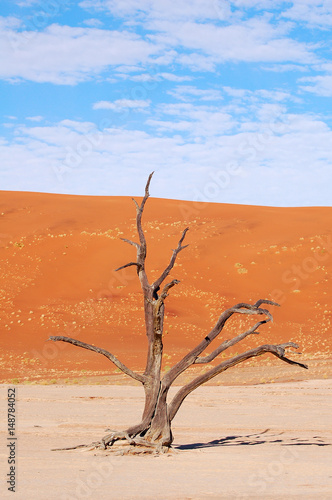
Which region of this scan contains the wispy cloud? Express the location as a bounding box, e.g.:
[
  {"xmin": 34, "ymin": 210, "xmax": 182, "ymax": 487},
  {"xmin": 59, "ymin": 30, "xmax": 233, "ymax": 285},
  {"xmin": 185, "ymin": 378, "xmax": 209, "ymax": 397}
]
[
  {"xmin": 79, "ymin": 0, "xmax": 231, "ymax": 22},
  {"xmin": 2, "ymin": 113, "xmax": 332, "ymax": 206},
  {"xmin": 149, "ymin": 18, "xmax": 316, "ymax": 65},
  {"xmin": 0, "ymin": 23, "xmax": 160, "ymax": 84},
  {"xmin": 130, "ymin": 72, "xmax": 192, "ymax": 82},
  {"xmin": 282, "ymin": 0, "xmax": 332, "ymax": 28},
  {"xmin": 93, "ymin": 99, "xmax": 151, "ymax": 110},
  {"xmin": 15, "ymin": 0, "xmax": 42, "ymax": 6},
  {"xmin": 1, "ymin": 1, "xmax": 332, "ymax": 207},
  {"xmin": 299, "ymin": 74, "xmax": 332, "ymax": 96},
  {"xmin": 26, "ymin": 115, "xmax": 44, "ymax": 122},
  {"xmin": 0, "ymin": 7, "xmax": 320, "ymax": 86},
  {"xmin": 168, "ymin": 85, "xmax": 223, "ymax": 102},
  {"xmin": 263, "ymin": 63, "xmax": 309, "ymax": 73},
  {"xmin": 83, "ymin": 18, "xmax": 104, "ymax": 27}
]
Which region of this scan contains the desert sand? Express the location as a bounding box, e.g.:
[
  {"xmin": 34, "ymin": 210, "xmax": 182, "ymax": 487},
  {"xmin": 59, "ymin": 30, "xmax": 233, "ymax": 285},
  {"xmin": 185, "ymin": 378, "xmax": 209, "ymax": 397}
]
[
  {"xmin": 0, "ymin": 191, "xmax": 331, "ymax": 382},
  {"xmin": 1, "ymin": 191, "xmax": 332, "ymax": 498},
  {"xmin": 1, "ymin": 380, "xmax": 332, "ymax": 499}
]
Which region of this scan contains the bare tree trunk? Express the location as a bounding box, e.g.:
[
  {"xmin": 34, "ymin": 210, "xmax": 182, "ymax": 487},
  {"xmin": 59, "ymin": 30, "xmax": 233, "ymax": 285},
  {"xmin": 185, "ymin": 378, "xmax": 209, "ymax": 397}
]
[{"xmin": 49, "ymin": 172, "xmax": 308, "ymax": 453}]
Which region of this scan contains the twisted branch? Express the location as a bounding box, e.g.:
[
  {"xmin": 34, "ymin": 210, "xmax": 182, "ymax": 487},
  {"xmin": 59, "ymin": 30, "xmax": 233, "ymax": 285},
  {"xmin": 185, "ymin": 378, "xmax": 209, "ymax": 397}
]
[
  {"xmin": 48, "ymin": 336, "xmax": 146, "ymax": 383},
  {"xmin": 168, "ymin": 342, "xmax": 308, "ymax": 421},
  {"xmin": 194, "ymin": 318, "xmax": 268, "ymax": 364},
  {"xmin": 133, "ymin": 171, "xmax": 153, "ymax": 259},
  {"xmin": 115, "ymin": 262, "xmax": 140, "ymax": 272},
  {"xmin": 120, "ymin": 238, "xmax": 140, "ymax": 249},
  {"xmin": 153, "ymin": 227, "xmax": 189, "ymax": 291},
  {"xmin": 115, "ymin": 173, "xmax": 154, "ymax": 289},
  {"xmin": 163, "ymin": 300, "xmax": 279, "ymax": 386}
]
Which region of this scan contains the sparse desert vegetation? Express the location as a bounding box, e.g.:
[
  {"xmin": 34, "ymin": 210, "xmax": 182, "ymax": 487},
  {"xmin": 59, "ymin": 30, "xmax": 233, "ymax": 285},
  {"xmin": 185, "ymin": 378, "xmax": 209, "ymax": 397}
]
[{"xmin": 0, "ymin": 191, "xmax": 331, "ymax": 384}]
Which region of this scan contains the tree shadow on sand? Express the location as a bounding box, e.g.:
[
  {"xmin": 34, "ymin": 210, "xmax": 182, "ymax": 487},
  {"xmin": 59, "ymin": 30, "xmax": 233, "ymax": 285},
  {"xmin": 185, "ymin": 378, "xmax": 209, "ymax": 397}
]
[{"xmin": 175, "ymin": 429, "xmax": 331, "ymax": 450}]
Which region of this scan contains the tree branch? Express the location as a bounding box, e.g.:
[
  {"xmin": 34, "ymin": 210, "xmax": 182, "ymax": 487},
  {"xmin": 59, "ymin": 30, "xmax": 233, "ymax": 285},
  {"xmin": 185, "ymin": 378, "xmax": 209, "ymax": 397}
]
[
  {"xmin": 163, "ymin": 300, "xmax": 279, "ymax": 386},
  {"xmin": 227, "ymin": 302, "xmax": 278, "ymax": 322},
  {"xmin": 118, "ymin": 173, "xmax": 154, "ymax": 292},
  {"xmin": 168, "ymin": 342, "xmax": 308, "ymax": 421},
  {"xmin": 133, "ymin": 172, "xmax": 154, "ymax": 252},
  {"xmin": 159, "ymin": 279, "xmax": 181, "ymax": 300},
  {"xmin": 120, "ymin": 238, "xmax": 140, "ymax": 250},
  {"xmin": 194, "ymin": 318, "xmax": 268, "ymax": 364},
  {"xmin": 149, "ymin": 280, "xmax": 181, "ymax": 336},
  {"xmin": 153, "ymin": 227, "xmax": 189, "ymax": 291},
  {"xmin": 48, "ymin": 336, "xmax": 146, "ymax": 384},
  {"xmin": 253, "ymin": 299, "xmax": 280, "ymax": 309},
  {"xmin": 115, "ymin": 262, "xmax": 140, "ymax": 272},
  {"xmin": 132, "ymin": 198, "xmax": 140, "ymax": 212}
]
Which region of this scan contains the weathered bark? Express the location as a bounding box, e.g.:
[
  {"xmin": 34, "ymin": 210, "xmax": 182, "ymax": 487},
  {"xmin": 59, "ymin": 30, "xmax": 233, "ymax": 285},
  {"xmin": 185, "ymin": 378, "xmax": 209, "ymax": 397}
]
[{"xmin": 49, "ymin": 172, "xmax": 308, "ymax": 453}]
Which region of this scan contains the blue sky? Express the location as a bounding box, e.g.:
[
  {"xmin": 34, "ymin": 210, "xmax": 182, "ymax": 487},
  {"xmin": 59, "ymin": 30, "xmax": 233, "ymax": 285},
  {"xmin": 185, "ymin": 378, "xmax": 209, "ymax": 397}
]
[{"xmin": 1, "ymin": 0, "xmax": 332, "ymax": 206}]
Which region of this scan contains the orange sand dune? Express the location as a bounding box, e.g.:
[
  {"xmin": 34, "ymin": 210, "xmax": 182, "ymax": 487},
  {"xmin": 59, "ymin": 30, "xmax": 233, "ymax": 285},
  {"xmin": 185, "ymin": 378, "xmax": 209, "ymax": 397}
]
[{"xmin": 0, "ymin": 191, "xmax": 331, "ymax": 382}]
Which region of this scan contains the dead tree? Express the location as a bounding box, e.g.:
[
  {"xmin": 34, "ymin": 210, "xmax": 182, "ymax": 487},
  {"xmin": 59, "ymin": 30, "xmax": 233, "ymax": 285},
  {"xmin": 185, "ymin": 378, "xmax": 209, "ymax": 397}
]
[{"xmin": 49, "ymin": 172, "xmax": 307, "ymax": 453}]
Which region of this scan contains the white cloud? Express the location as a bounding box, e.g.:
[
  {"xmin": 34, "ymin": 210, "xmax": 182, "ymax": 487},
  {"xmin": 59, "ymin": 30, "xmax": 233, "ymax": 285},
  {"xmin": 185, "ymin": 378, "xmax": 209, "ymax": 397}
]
[
  {"xmin": 232, "ymin": 1, "xmax": 280, "ymax": 6},
  {"xmin": 0, "ymin": 16, "xmax": 23, "ymax": 29},
  {"xmin": 15, "ymin": 0, "xmax": 41, "ymax": 6},
  {"xmin": 117, "ymin": 71, "xmax": 192, "ymax": 82},
  {"xmin": 146, "ymin": 98, "xmax": 291, "ymax": 138},
  {"xmin": 176, "ymin": 53, "xmax": 217, "ymax": 72},
  {"xmin": 254, "ymin": 89, "xmax": 295, "ymax": 102},
  {"xmin": 93, "ymin": 99, "xmax": 151, "ymax": 110},
  {"xmin": 0, "ymin": 4, "xmax": 319, "ymax": 87},
  {"xmin": 123, "ymin": 73, "xmax": 154, "ymax": 82},
  {"xmin": 222, "ymin": 87, "xmax": 295, "ymax": 105},
  {"xmin": 227, "ymin": 0, "xmax": 332, "ymax": 29},
  {"xmin": 263, "ymin": 63, "xmax": 309, "ymax": 73},
  {"xmin": 145, "ymin": 119, "xmax": 194, "ymax": 133},
  {"xmin": 148, "ymin": 102, "xmax": 236, "ymax": 136},
  {"xmin": 148, "ymin": 17, "xmax": 316, "ymax": 65},
  {"xmin": 319, "ymin": 63, "xmax": 332, "ymax": 72},
  {"xmin": 79, "ymin": 2, "xmax": 317, "ymax": 68},
  {"xmin": 79, "ymin": 0, "xmax": 232, "ymax": 22},
  {"xmin": 282, "ymin": 0, "xmax": 332, "ymax": 28},
  {"xmin": 299, "ymin": 75, "xmax": 332, "ymax": 96},
  {"xmin": 168, "ymin": 85, "xmax": 223, "ymax": 102},
  {"xmin": 26, "ymin": 115, "xmax": 43, "ymax": 122},
  {"xmin": 1, "ymin": 114, "xmax": 332, "ymax": 206},
  {"xmin": 158, "ymin": 72, "xmax": 192, "ymax": 82},
  {"xmin": 78, "ymin": 0, "xmax": 332, "ymax": 32},
  {"xmin": 223, "ymin": 87, "xmax": 249, "ymax": 98},
  {"xmin": 82, "ymin": 18, "xmax": 104, "ymax": 27},
  {"xmin": 0, "ymin": 23, "xmax": 160, "ymax": 84}
]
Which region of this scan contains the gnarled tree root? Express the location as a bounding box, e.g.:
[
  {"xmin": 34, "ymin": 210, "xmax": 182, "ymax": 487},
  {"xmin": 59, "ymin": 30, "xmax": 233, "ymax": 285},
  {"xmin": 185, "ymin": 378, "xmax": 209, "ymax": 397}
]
[{"xmin": 51, "ymin": 429, "xmax": 171, "ymax": 454}]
